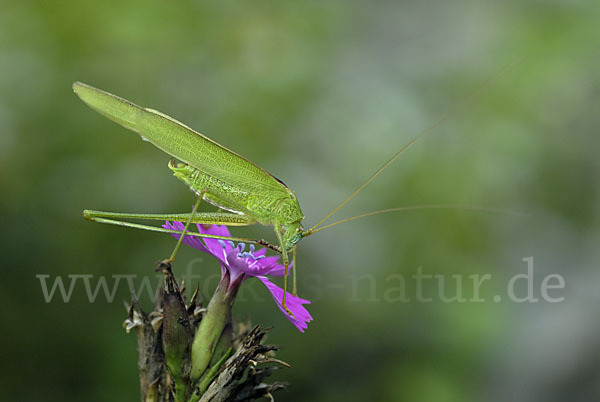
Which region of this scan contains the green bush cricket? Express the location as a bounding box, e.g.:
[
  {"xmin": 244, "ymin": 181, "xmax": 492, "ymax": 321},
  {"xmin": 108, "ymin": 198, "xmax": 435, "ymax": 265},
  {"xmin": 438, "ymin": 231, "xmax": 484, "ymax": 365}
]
[{"xmin": 73, "ymin": 72, "xmax": 511, "ymax": 316}]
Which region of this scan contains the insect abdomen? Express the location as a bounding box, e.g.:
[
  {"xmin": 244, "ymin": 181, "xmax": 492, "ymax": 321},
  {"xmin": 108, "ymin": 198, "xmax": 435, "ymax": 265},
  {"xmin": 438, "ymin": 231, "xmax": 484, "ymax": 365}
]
[{"xmin": 169, "ymin": 162, "xmax": 288, "ymax": 225}]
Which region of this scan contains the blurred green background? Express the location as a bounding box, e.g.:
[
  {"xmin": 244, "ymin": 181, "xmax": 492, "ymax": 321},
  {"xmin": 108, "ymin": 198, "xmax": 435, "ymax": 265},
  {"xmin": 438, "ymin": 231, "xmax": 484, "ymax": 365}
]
[{"xmin": 1, "ymin": 0, "xmax": 599, "ymax": 401}]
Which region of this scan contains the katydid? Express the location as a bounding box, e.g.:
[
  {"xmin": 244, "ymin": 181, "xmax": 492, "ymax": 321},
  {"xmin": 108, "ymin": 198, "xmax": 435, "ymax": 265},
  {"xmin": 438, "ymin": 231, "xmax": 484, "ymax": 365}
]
[{"xmin": 73, "ymin": 76, "xmax": 508, "ymax": 315}]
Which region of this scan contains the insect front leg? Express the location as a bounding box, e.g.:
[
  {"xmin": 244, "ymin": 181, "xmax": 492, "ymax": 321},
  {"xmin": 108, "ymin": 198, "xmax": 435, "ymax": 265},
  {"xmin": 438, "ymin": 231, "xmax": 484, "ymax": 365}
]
[
  {"xmin": 292, "ymin": 246, "xmax": 297, "ymax": 297},
  {"xmin": 274, "ymin": 226, "xmax": 295, "ymax": 319}
]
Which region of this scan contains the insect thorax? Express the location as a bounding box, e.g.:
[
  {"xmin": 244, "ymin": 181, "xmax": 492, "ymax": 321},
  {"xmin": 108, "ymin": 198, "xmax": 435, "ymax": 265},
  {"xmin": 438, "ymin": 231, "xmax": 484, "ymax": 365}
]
[{"xmin": 275, "ymin": 195, "xmax": 304, "ymax": 226}]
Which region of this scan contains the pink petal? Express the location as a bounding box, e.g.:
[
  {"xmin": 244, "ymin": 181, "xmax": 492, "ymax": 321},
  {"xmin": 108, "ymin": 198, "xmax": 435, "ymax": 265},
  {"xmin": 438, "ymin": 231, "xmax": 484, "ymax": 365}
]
[
  {"xmin": 258, "ymin": 277, "xmax": 312, "ymax": 333},
  {"xmin": 196, "ymin": 223, "xmax": 233, "ymax": 260},
  {"xmin": 253, "ymin": 247, "xmax": 267, "ymax": 257},
  {"xmin": 264, "ymin": 260, "xmax": 292, "ymax": 277},
  {"xmin": 163, "ymin": 221, "xmax": 209, "ymax": 253}
]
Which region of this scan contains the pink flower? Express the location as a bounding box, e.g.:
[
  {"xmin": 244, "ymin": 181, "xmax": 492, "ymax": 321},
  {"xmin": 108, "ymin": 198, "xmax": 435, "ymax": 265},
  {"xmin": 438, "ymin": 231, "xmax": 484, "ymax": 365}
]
[{"xmin": 163, "ymin": 221, "xmax": 312, "ymax": 333}]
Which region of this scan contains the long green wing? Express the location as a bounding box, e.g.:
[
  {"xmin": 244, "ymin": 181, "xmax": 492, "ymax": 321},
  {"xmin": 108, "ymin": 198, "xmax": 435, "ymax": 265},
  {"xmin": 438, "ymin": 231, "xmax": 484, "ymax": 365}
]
[{"xmin": 73, "ymin": 82, "xmax": 289, "ymax": 194}]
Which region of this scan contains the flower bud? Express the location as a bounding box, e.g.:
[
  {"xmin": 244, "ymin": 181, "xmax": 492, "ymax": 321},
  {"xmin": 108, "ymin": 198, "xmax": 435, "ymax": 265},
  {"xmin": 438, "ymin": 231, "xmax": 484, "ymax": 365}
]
[{"xmin": 157, "ymin": 262, "xmax": 193, "ymax": 396}]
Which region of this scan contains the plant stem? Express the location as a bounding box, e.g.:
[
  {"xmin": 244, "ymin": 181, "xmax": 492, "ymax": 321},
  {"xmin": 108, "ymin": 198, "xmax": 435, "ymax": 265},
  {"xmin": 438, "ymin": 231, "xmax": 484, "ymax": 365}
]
[{"xmin": 190, "ymin": 274, "xmax": 237, "ymax": 381}]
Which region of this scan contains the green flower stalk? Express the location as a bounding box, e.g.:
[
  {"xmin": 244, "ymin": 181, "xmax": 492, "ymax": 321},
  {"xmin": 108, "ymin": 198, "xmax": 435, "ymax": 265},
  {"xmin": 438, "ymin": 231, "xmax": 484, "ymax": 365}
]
[{"xmin": 190, "ymin": 271, "xmax": 238, "ymax": 382}]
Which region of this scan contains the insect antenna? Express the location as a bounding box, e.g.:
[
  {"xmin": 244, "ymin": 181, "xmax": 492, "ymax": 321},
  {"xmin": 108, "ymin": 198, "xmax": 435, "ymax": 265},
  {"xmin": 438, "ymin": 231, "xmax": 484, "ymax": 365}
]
[
  {"xmin": 305, "ymin": 204, "xmax": 525, "ymax": 236},
  {"xmin": 306, "ymin": 61, "xmax": 518, "ymax": 236}
]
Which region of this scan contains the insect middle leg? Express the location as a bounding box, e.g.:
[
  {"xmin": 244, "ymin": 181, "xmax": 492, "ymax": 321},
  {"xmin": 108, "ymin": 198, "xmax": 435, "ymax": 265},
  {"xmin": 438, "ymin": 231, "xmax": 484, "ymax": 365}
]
[{"xmin": 167, "ymin": 194, "xmax": 204, "ymax": 263}]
